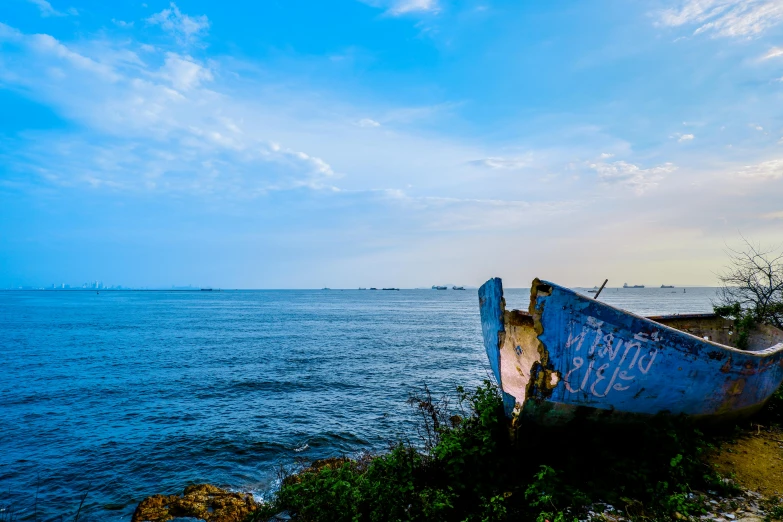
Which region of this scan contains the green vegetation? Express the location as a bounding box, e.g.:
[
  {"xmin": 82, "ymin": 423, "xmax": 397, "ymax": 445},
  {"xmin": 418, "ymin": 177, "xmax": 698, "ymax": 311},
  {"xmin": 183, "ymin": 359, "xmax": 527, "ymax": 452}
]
[
  {"xmin": 713, "ymin": 302, "xmax": 757, "ymax": 350},
  {"xmin": 247, "ymin": 381, "xmax": 742, "ymax": 522},
  {"xmin": 764, "ymin": 498, "xmax": 783, "ymax": 522}
]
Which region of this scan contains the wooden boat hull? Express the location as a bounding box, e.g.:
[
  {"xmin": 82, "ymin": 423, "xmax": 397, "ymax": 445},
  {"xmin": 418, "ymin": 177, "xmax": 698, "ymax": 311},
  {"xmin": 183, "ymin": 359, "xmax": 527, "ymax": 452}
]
[{"xmin": 479, "ymin": 277, "xmax": 783, "ymax": 425}]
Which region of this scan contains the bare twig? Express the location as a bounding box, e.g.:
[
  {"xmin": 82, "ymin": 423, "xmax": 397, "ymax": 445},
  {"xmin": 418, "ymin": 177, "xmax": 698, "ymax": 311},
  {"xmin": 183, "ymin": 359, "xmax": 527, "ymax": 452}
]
[
  {"xmin": 714, "ymin": 237, "xmax": 783, "ymax": 330},
  {"xmin": 73, "ymin": 490, "xmax": 88, "ymax": 522},
  {"xmin": 407, "ymin": 384, "xmax": 451, "ymax": 453}
]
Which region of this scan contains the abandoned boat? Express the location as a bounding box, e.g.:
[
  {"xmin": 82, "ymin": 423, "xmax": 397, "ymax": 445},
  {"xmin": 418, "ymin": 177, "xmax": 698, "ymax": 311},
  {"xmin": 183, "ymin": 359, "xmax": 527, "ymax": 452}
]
[{"xmin": 478, "ymin": 277, "xmax": 783, "ymax": 425}]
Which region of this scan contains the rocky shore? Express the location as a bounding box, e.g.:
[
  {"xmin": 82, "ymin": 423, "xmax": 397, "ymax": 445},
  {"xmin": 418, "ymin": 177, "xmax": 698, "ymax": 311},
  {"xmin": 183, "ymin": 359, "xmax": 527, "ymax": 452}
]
[{"xmin": 132, "ymin": 484, "xmax": 257, "ymax": 522}]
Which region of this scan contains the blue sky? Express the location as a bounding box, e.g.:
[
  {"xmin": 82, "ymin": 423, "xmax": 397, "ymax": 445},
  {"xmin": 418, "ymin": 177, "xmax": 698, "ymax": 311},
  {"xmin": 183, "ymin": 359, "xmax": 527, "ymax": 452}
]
[{"xmin": 1, "ymin": 0, "xmax": 782, "ymax": 288}]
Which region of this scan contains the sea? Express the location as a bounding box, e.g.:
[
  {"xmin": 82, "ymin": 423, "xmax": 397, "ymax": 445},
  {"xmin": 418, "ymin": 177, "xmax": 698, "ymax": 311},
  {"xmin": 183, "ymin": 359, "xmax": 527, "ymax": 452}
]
[{"xmin": 0, "ymin": 286, "xmax": 719, "ymax": 521}]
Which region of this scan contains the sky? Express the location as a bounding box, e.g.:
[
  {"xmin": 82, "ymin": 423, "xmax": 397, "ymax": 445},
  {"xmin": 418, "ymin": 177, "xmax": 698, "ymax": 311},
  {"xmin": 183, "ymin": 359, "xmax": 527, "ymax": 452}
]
[{"xmin": 1, "ymin": 0, "xmax": 782, "ymax": 289}]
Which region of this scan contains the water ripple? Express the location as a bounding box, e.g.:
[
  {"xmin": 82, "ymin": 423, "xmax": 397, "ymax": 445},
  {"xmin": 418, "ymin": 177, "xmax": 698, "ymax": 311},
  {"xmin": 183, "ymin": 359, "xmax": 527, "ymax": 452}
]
[{"xmin": 0, "ymin": 287, "xmax": 717, "ymax": 520}]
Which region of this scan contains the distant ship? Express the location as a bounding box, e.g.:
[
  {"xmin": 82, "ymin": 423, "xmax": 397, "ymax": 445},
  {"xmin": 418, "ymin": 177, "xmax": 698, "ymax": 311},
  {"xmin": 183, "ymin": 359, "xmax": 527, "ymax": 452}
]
[
  {"xmin": 200, "ymin": 288, "xmax": 213, "ymax": 291},
  {"xmin": 370, "ymin": 288, "xmax": 378, "ymax": 290},
  {"xmin": 432, "ymin": 285, "xmax": 448, "ymax": 290},
  {"xmin": 322, "ymin": 288, "xmax": 330, "ymax": 290},
  {"xmin": 382, "ymin": 288, "xmax": 400, "ymax": 291},
  {"xmin": 452, "ymin": 286, "xmax": 465, "ymax": 290},
  {"xmin": 359, "ymin": 287, "xmax": 367, "ymax": 290},
  {"xmin": 622, "ymin": 283, "xmax": 644, "ymax": 288},
  {"xmin": 661, "ymin": 285, "xmax": 675, "ymax": 288}
]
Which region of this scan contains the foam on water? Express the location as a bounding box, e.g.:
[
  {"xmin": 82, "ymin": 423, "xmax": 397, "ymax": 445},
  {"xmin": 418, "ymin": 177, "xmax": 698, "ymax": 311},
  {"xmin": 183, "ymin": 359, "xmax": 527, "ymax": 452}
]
[{"xmin": 0, "ymin": 287, "xmax": 718, "ymax": 520}]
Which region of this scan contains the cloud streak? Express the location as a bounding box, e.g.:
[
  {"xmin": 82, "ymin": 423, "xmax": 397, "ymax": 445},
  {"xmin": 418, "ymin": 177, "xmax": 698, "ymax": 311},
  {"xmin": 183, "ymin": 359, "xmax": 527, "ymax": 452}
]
[
  {"xmin": 589, "ymin": 160, "xmax": 677, "ymax": 195},
  {"xmin": 360, "ymin": 0, "xmax": 440, "ymax": 16},
  {"xmin": 739, "ymin": 158, "xmax": 783, "ymax": 180},
  {"xmin": 658, "ymin": 0, "xmax": 783, "ymax": 38},
  {"xmin": 26, "ymin": 0, "xmax": 66, "ymax": 17},
  {"xmin": 467, "ymin": 156, "xmax": 531, "ymax": 170},
  {"xmin": 0, "ymin": 22, "xmax": 338, "ymax": 196},
  {"xmin": 387, "ymin": 0, "xmax": 439, "ymax": 15}
]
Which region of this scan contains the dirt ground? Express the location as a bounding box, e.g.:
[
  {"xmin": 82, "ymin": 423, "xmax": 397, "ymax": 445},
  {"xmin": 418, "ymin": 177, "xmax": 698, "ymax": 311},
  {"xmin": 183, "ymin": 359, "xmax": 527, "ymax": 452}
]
[{"xmin": 708, "ymin": 423, "xmax": 783, "ymax": 498}]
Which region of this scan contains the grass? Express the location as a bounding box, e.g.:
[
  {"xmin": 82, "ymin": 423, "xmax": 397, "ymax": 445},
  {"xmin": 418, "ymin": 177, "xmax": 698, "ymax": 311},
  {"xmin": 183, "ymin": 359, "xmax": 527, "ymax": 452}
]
[{"xmin": 246, "ymin": 381, "xmax": 754, "ymax": 522}]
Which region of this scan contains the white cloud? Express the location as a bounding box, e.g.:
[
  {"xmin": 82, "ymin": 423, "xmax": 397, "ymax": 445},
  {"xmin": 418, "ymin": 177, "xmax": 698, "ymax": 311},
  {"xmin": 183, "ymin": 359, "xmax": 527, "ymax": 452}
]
[
  {"xmin": 589, "ymin": 161, "xmax": 677, "ymax": 195},
  {"xmin": 28, "ymin": 33, "xmax": 119, "ymax": 81},
  {"xmin": 0, "ymin": 23, "xmax": 22, "ymax": 41},
  {"xmin": 26, "ymin": 0, "xmax": 65, "ymax": 17},
  {"xmin": 468, "ymin": 156, "xmax": 531, "ymax": 170},
  {"xmin": 599, "ymin": 152, "xmax": 614, "ymax": 159},
  {"xmin": 159, "ymin": 53, "xmax": 213, "ymax": 91},
  {"xmin": 658, "ymin": 0, "xmax": 783, "ymax": 38},
  {"xmin": 0, "ymin": 26, "xmax": 338, "ymax": 196},
  {"xmin": 738, "ymin": 158, "xmax": 783, "ymax": 179},
  {"xmin": 384, "ymin": 0, "xmax": 440, "ymax": 16},
  {"xmin": 147, "ymin": 3, "xmax": 210, "ymax": 44},
  {"xmin": 112, "ymin": 19, "xmax": 134, "ymax": 28},
  {"xmin": 670, "ymin": 132, "xmax": 694, "ymax": 142},
  {"xmin": 761, "ymin": 46, "xmax": 783, "ymax": 59},
  {"xmin": 750, "ymin": 123, "xmax": 764, "ymax": 131},
  {"xmin": 356, "ymin": 118, "xmax": 381, "ymax": 127},
  {"xmin": 761, "ymin": 210, "xmax": 783, "ymax": 219}
]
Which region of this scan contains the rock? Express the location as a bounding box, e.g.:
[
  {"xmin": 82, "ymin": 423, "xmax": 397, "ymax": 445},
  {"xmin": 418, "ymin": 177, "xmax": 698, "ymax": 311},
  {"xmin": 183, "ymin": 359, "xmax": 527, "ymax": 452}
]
[
  {"xmin": 132, "ymin": 484, "xmax": 258, "ymax": 522},
  {"xmin": 282, "ymin": 457, "xmax": 352, "ymax": 487}
]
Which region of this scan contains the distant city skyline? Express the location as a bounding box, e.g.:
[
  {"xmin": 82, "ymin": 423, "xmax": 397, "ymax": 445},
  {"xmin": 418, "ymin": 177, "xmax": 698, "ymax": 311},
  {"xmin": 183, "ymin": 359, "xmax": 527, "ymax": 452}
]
[{"xmin": 2, "ymin": 1, "xmax": 782, "ymax": 288}]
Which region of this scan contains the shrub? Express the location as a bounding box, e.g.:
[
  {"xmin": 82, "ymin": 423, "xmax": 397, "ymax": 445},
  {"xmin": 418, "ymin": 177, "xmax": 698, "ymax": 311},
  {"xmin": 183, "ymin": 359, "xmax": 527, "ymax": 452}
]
[{"xmin": 248, "ymin": 381, "xmax": 737, "ymax": 522}]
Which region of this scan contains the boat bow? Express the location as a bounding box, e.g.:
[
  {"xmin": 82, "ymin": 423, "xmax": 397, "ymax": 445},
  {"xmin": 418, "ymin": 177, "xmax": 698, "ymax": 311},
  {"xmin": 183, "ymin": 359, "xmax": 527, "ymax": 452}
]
[{"xmin": 479, "ymin": 277, "xmax": 783, "ymax": 424}]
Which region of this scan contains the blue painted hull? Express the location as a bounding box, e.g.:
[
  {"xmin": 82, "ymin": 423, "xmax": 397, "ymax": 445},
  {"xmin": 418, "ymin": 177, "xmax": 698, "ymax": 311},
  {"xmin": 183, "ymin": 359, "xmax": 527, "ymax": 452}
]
[{"xmin": 479, "ymin": 278, "xmax": 783, "ymax": 425}]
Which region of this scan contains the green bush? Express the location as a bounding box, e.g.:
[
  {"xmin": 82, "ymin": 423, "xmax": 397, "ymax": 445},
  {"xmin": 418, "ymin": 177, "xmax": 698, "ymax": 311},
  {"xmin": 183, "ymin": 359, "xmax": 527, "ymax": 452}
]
[
  {"xmin": 714, "ymin": 303, "xmax": 756, "ymax": 350},
  {"xmin": 248, "ymin": 381, "xmax": 736, "ymax": 522}
]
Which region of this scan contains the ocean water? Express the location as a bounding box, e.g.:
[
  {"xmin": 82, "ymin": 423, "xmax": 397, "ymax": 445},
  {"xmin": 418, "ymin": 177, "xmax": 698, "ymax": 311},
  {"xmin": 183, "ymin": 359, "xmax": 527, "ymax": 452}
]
[{"xmin": 0, "ymin": 286, "xmax": 719, "ymax": 520}]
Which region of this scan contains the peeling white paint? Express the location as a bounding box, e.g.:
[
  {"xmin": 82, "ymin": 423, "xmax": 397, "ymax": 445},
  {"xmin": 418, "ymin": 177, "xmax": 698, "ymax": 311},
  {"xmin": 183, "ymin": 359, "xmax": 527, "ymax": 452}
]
[{"xmin": 499, "ymin": 316, "xmax": 540, "ymax": 412}]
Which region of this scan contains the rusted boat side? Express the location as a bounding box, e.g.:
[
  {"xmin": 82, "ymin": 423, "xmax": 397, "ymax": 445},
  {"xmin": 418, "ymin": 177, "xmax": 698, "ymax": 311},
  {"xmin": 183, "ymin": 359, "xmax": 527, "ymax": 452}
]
[{"xmin": 479, "ymin": 277, "xmax": 783, "ymax": 425}]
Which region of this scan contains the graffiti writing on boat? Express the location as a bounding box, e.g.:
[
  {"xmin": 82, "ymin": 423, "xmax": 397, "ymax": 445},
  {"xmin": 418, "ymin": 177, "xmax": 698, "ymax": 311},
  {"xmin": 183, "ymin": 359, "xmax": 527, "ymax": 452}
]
[{"xmin": 563, "ymin": 316, "xmax": 659, "ymax": 398}]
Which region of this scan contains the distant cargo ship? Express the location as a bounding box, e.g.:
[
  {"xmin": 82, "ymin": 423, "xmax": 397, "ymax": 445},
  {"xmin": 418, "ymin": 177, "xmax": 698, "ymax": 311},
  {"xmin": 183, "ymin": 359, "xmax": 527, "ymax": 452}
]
[
  {"xmin": 661, "ymin": 285, "xmax": 675, "ymax": 288},
  {"xmin": 622, "ymin": 283, "xmax": 644, "ymax": 288},
  {"xmin": 452, "ymin": 286, "xmax": 465, "ymax": 290},
  {"xmin": 432, "ymin": 285, "xmax": 448, "ymax": 290},
  {"xmin": 200, "ymin": 288, "xmax": 213, "ymax": 291},
  {"xmin": 382, "ymin": 288, "xmax": 399, "ymax": 291}
]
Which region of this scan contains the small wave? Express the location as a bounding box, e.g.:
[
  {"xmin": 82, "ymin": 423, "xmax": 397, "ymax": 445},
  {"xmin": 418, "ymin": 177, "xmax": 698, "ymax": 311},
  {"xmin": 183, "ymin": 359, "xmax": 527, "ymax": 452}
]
[
  {"xmin": 230, "ymin": 379, "xmax": 363, "ymax": 393},
  {"xmin": 293, "ymin": 443, "xmax": 309, "ymax": 453}
]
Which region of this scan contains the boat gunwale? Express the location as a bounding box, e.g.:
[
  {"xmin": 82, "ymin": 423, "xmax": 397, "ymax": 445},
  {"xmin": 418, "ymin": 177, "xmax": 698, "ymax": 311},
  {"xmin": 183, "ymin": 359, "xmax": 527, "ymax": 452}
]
[{"xmin": 536, "ymin": 280, "xmax": 783, "ymax": 358}]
